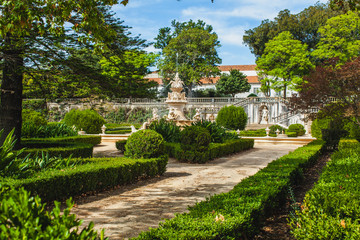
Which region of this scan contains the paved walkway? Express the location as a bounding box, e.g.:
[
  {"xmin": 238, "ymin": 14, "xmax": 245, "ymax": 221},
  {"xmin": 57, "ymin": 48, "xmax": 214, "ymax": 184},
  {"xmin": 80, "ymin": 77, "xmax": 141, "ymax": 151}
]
[{"xmin": 73, "ymin": 142, "xmax": 305, "ymax": 239}]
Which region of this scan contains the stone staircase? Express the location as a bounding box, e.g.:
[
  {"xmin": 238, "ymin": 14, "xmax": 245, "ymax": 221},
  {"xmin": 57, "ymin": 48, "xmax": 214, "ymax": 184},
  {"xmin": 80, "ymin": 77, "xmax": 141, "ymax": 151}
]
[{"xmin": 245, "ymin": 124, "xmax": 271, "ymax": 130}]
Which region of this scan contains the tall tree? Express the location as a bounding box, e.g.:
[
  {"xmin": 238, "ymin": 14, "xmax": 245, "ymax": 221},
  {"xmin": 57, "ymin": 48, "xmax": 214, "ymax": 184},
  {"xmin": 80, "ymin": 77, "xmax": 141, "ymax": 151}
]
[
  {"xmin": 243, "ymin": 3, "xmax": 339, "ymax": 59},
  {"xmin": 216, "ymin": 70, "xmax": 251, "ymax": 97},
  {"xmin": 100, "ymin": 50, "xmax": 159, "ymax": 98},
  {"xmin": 0, "ymin": 0, "xmax": 126, "ymax": 147},
  {"xmin": 256, "ymin": 31, "xmax": 314, "ymax": 98},
  {"xmin": 156, "ymin": 21, "xmax": 221, "ymax": 95},
  {"xmin": 330, "ymin": 0, "xmax": 360, "ymax": 12},
  {"xmin": 312, "ymin": 11, "xmax": 360, "ymax": 64},
  {"xmin": 291, "ymin": 57, "xmax": 360, "ymax": 127}
]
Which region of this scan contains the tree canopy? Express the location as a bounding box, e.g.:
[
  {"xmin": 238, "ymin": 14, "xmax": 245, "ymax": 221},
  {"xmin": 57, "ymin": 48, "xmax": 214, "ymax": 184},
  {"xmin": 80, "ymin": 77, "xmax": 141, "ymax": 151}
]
[
  {"xmin": 290, "ymin": 57, "xmax": 360, "ymax": 127},
  {"xmin": 312, "ymin": 11, "xmax": 360, "ymax": 64},
  {"xmin": 216, "ymin": 70, "xmax": 251, "ymax": 97},
  {"xmin": 156, "ymin": 20, "xmax": 221, "ymax": 95},
  {"xmin": 243, "ymin": 3, "xmax": 339, "ymax": 59},
  {"xmin": 0, "ymin": 0, "xmax": 128, "ymax": 147},
  {"xmin": 256, "ymin": 31, "xmax": 314, "ymax": 98}
]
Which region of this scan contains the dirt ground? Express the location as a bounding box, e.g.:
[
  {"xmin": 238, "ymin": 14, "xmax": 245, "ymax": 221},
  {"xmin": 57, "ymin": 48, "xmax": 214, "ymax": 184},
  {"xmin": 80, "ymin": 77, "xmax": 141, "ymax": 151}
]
[{"xmin": 72, "ymin": 142, "xmax": 305, "ymax": 239}]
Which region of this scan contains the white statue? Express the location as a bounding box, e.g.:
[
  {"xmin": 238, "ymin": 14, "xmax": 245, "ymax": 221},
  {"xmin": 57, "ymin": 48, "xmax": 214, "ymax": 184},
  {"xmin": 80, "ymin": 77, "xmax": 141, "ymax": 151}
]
[
  {"xmin": 151, "ymin": 108, "xmax": 160, "ymax": 121},
  {"xmin": 167, "ymin": 107, "xmax": 178, "ymax": 120},
  {"xmin": 193, "ymin": 108, "xmax": 201, "ymax": 121},
  {"xmin": 130, "ymin": 125, "xmax": 138, "ymax": 133},
  {"xmin": 170, "ymin": 73, "xmax": 184, "ymax": 89},
  {"xmin": 260, "ymin": 106, "xmax": 269, "ymax": 124}
]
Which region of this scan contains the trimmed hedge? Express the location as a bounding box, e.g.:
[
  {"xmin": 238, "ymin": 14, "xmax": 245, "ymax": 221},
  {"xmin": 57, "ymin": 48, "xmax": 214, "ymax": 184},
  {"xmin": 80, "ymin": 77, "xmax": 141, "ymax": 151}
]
[
  {"xmin": 290, "ymin": 140, "xmax": 360, "ymax": 239},
  {"xmin": 134, "ymin": 140, "xmax": 325, "ymax": 239},
  {"xmin": 116, "ymin": 140, "xmax": 127, "ymax": 153},
  {"xmin": 22, "ymin": 135, "xmax": 101, "ymax": 146},
  {"xmin": 20, "ymin": 142, "xmax": 93, "ymax": 158},
  {"xmin": 1, "ymin": 155, "xmax": 168, "ymax": 202},
  {"xmin": 105, "ymin": 129, "xmax": 131, "ymax": 134},
  {"xmin": 164, "ymin": 138, "xmax": 254, "ymax": 163}
]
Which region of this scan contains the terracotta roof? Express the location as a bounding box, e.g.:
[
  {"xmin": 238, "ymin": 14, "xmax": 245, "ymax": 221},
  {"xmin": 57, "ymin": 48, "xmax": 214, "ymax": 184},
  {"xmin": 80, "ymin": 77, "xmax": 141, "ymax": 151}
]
[
  {"xmin": 218, "ymin": 65, "xmax": 257, "ymax": 71},
  {"xmin": 146, "ymin": 76, "xmax": 259, "ymax": 85}
]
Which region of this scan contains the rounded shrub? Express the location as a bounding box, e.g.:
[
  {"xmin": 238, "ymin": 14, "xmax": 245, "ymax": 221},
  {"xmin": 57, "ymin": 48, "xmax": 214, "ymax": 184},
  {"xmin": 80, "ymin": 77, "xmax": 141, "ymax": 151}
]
[
  {"xmin": 288, "ymin": 124, "xmax": 306, "ymax": 136},
  {"xmin": 63, "ymin": 109, "xmax": 105, "ymax": 134},
  {"xmin": 124, "ymin": 130, "xmax": 164, "ymax": 159},
  {"xmin": 269, "ymin": 124, "xmax": 285, "ymax": 135},
  {"xmin": 216, "ymin": 105, "xmax": 247, "ymax": 130},
  {"xmin": 22, "ymin": 109, "xmax": 47, "ymax": 126},
  {"xmin": 180, "ymin": 126, "xmax": 211, "ymax": 152},
  {"xmin": 311, "ymin": 118, "xmax": 331, "ymax": 139}
]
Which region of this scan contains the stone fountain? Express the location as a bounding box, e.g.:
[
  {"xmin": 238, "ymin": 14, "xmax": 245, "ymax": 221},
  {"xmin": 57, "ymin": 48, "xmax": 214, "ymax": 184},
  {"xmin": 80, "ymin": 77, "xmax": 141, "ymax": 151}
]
[{"xmin": 165, "ymin": 73, "xmax": 192, "ymax": 126}]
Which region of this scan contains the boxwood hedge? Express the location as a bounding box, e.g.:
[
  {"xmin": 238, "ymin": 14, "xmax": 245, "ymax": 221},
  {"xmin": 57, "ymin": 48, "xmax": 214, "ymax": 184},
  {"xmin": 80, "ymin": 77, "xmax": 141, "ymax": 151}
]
[
  {"xmin": 164, "ymin": 138, "xmax": 254, "ymax": 163},
  {"xmin": 22, "ymin": 135, "xmax": 101, "ymax": 146},
  {"xmin": 20, "ymin": 142, "xmax": 93, "ymax": 158},
  {"xmin": 134, "ymin": 140, "xmax": 325, "ymax": 239},
  {"xmin": 290, "ymin": 139, "xmax": 360, "ymax": 239},
  {"xmin": 1, "ymin": 155, "xmax": 168, "ymax": 202}
]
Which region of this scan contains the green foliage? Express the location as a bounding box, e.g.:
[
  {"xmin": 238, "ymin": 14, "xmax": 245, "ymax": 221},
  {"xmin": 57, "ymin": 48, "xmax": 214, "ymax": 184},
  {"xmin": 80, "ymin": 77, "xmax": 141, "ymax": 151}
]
[
  {"xmin": 156, "ymin": 20, "xmax": 221, "ymax": 91},
  {"xmin": 135, "ymin": 140, "xmax": 325, "ymax": 239},
  {"xmin": 286, "ymin": 131, "xmax": 298, "ymax": 137},
  {"xmin": 165, "ymin": 139, "xmax": 254, "ymax": 164},
  {"xmin": 343, "ymin": 120, "xmax": 360, "ymax": 141},
  {"xmin": 23, "ymin": 135, "xmax": 101, "ymax": 146},
  {"xmin": 20, "ymin": 141, "xmax": 93, "ymax": 159},
  {"xmin": 216, "ymin": 69, "xmax": 251, "ymax": 97},
  {"xmin": 290, "ymin": 140, "xmax": 360, "ymax": 239},
  {"xmin": 22, "ymin": 109, "xmax": 47, "ymax": 126},
  {"xmin": 192, "ymin": 88, "xmax": 229, "ymax": 97},
  {"xmin": 288, "ymin": 124, "xmax": 306, "ymax": 136},
  {"xmin": 0, "ymin": 186, "xmax": 106, "ymax": 239},
  {"xmin": 239, "ymin": 129, "xmax": 267, "ymax": 137},
  {"xmin": 256, "ymin": 31, "xmax": 314, "ymax": 97},
  {"xmin": 64, "ymin": 109, "xmax": 105, "ymax": 134},
  {"xmin": 312, "ymin": 11, "xmax": 360, "ymax": 64},
  {"xmin": 0, "ymin": 129, "xmax": 26, "ymax": 177},
  {"xmin": 125, "ymin": 130, "xmax": 164, "ymax": 159},
  {"xmin": 270, "ymin": 124, "xmax": 286, "ymax": 135},
  {"xmin": 22, "ymin": 122, "xmax": 78, "ymax": 138},
  {"xmin": 1, "ymin": 156, "xmax": 168, "ymax": 202},
  {"xmin": 338, "ymin": 139, "xmax": 360, "ymax": 149},
  {"xmin": 216, "ymin": 105, "xmax": 247, "ymax": 130},
  {"xmin": 311, "ymin": 117, "xmax": 332, "ymax": 139},
  {"xmin": 100, "ymin": 50, "xmax": 159, "ymax": 98},
  {"xmin": 105, "ymin": 129, "xmax": 131, "ymax": 134},
  {"xmin": 180, "ymin": 126, "xmax": 211, "ymax": 152},
  {"xmin": 243, "ymin": 4, "xmax": 339, "ymax": 58},
  {"xmin": 321, "ymin": 128, "xmax": 348, "ymax": 149},
  {"xmin": 192, "ymin": 120, "xmax": 238, "ymax": 143},
  {"xmin": 115, "ymin": 140, "xmax": 127, "ymax": 153},
  {"xmin": 149, "ymin": 119, "xmax": 181, "ymax": 143}
]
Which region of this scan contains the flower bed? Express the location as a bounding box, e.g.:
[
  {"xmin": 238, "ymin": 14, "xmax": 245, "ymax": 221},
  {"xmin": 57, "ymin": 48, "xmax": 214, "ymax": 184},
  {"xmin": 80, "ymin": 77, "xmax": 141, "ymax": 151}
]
[
  {"xmin": 290, "ymin": 139, "xmax": 360, "ymax": 239},
  {"xmin": 1, "ymin": 155, "xmax": 168, "ymax": 202},
  {"xmin": 133, "ymin": 140, "xmax": 325, "ymax": 239},
  {"xmin": 164, "ymin": 139, "xmax": 254, "ymax": 163}
]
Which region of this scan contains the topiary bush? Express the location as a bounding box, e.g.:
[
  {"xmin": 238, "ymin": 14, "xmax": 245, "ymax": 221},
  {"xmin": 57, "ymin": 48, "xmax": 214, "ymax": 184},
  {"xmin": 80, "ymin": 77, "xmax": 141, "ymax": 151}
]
[
  {"xmin": 116, "ymin": 140, "xmax": 127, "ymax": 153},
  {"xmin": 269, "ymin": 124, "xmax": 285, "ymax": 135},
  {"xmin": 216, "ymin": 105, "xmax": 247, "ymax": 130},
  {"xmin": 64, "ymin": 109, "xmax": 105, "ymax": 134},
  {"xmin": 311, "ymin": 117, "xmax": 332, "ymax": 139},
  {"xmin": 288, "ymin": 124, "xmax": 306, "ymax": 136},
  {"xmin": 125, "ymin": 130, "xmax": 164, "ymax": 159},
  {"xmin": 180, "ymin": 126, "xmax": 211, "ymax": 152},
  {"xmin": 22, "ymin": 109, "xmax": 47, "ymax": 126}
]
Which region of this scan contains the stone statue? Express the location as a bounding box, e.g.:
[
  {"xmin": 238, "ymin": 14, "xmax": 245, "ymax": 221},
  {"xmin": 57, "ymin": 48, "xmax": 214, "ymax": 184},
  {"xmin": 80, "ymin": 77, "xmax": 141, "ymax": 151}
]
[
  {"xmin": 167, "ymin": 107, "xmax": 178, "ymax": 120},
  {"xmin": 259, "ymin": 105, "xmax": 269, "ymax": 124},
  {"xmin": 151, "ymin": 108, "xmax": 160, "ymax": 121},
  {"xmin": 193, "ymin": 108, "xmax": 201, "ymax": 121},
  {"xmin": 208, "ymin": 113, "xmax": 215, "ymax": 122},
  {"xmin": 170, "ymin": 73, "xmax": 184, "ymax": 89}
]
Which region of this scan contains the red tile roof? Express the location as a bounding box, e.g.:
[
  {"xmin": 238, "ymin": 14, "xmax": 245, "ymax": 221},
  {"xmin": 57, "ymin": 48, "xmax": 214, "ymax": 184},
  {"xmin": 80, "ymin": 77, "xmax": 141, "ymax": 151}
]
[
  {"xmin": 145, "ymin": 65, "xmax": 259, "ymax": 85},
  {"xmin": 217, "ymin": 65, "xmax": 257, "ymax": 71}
]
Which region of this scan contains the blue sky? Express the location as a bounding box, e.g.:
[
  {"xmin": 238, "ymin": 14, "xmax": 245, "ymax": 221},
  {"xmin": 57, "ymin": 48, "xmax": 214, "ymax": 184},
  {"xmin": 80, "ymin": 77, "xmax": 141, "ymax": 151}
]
[{"xmin": 113, "ymin": 0, "xmax": 327, "ymax": 66}]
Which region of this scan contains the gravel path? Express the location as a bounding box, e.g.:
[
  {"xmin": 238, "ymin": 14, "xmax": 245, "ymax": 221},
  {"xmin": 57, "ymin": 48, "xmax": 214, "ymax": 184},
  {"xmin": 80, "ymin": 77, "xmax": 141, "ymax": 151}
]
[{"xmin": 72, "ymin": 142, "xmax": 305, "ymax": 239}]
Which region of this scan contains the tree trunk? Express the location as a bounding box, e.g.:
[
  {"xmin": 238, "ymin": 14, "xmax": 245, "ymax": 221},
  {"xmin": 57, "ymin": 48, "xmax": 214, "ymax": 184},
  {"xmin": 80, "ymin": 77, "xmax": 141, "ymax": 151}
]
[
  {"xmin": 283, "ymin": 84, "xmax": 287, "ymax": 99},
  {"xmin": 0, "ymin": 36, "xmax": 24, "ymax": 149}
]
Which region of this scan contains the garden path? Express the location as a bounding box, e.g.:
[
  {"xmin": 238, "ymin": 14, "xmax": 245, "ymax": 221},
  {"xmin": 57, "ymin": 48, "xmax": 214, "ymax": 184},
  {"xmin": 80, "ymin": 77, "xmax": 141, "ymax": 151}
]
[{"xmin": 73, "ymin": 142, "xmax": 305, "ymax": 239}]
